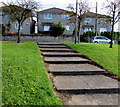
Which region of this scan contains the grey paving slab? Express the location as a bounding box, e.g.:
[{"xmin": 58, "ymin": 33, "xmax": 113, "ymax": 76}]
[
  {"xmin": 54, "ymin": 75, "xmax": 119, "ymax": 93},
  {"xmin": 65, "ymin": 94, "xmax": 119, "ymax": 105},
  {"xmin": 38, "ymin": 45, "xmax": 68, "ymax": 48},
  {"xmin": 38, "ymin": 42, "xmax": 61, "ymax": 45},
  {"xmin": 44, "ymin": 57, "xmax": 89, "ymax": 64},
  {"xmin": 48, "ymin": 64, "xmax": 105, "ymax": 75},
  {"xmin": 40, "ymin": 48, "xmax": 72, "ymax": 52},
  {"xmin": 42, "ymin": 52, "xmax": 81, "ymax": 57}
]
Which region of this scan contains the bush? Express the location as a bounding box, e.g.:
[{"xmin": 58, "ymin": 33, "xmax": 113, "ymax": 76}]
[
  {"xmin": 38, "ymin": 31, "xmax": 51, "ymax": 35},
  {"xmin": 100, "ymin": 31, "xmax": 120, "ymax": 40},
  {"xmin": 101, "ymin": 31, "xmax": 111, "ymax": 39},
  {"xmin": 114, "ymin": 32, "xmax": 120, "ymax": 40},
  {"xmin": 83, "ymin": 31, "xmax": 100, "ymax": 38},
  {"xmin": 50, "ymin": 23, "xmax": 66, "ymax": 36}
]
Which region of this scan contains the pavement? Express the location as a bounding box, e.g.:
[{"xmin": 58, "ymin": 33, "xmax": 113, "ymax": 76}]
[{"xmin": 38, "ymin": 42, "xmax": 120, "ymax": 106}]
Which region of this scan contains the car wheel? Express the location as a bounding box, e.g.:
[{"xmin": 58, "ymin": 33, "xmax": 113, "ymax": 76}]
[{"xmin": 94, "ymin": 41, "xmax": 98, "ymax": 43}]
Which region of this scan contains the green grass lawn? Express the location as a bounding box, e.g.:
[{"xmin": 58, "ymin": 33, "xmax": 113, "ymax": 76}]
[
  {"xmin": 2, "ymin": 41, "xmax": 62, "ymax": 105},
  {"xmin": 63, "ymin": 42, "xmax": 119, "ymax": 77}
]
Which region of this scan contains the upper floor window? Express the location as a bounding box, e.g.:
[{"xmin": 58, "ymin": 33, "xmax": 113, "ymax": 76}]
[
  {"xmin": 44, "ymin": 14, "xmax": 52, "ymax": 19},
  {"xmin": 84, "ymin": 18, "xmax": 92, "ymax": 23},
  {"xmin": 61, "ymin": 14, "xmax": 69, "ymax": 19}
]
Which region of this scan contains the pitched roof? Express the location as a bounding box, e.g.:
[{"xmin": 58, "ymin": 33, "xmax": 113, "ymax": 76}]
[
  {"xmin": 37, "ymin": 7, "xmax": 74, "ymax": 14},
  {"xmin": 84, "ymin": 12, "xmax": 111, "ymax": 18},
  {"xmin": 37, "ymin": 7, "xmax": 111, "ymax": 18}
]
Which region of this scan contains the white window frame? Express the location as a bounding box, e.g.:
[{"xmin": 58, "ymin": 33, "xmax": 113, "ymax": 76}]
[
  {"xmin": 100, "ymin": 28, "xmax": 107, "ymax": 33},
  {"xmin": 83, "ymin": 28, "xmax": 89, "ymax": 32},
  {"xmin": 15, "ymin": 23, "xmax": 18, "ymax": 29},
  {"xmin": 84, "ymin": 18, "xmax": 92, "ymax": 23},
  {"xmin": 44, "ymin": 26, "xmax": 50, "ymax": 31},
  {"xmin": 15, "ymin": 23, "xmax": 23, "ymax": 29},
  {"xmin": 64, "ymin": 25, "xmax": 70, "ymax": 31},
  {"xmin": 61, "ymin": 14, "xmax": 69, "ymax": 19},
  {"xmin": 44, "ymin": 14, "xmax": 52, "ymax": 19}
]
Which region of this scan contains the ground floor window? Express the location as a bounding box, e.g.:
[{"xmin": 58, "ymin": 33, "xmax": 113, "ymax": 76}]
[
  {"xmin": 100, "ymin": 28, "xmax": 107, "ymax": 33},
  {"xmin": 44, "ymin": 26, "xmax": 50, "ymax": 31},
  {"xmin": 64, "ymin": 25, "xmax": 70, "ymax": 31},
  {"xmin": 83, "ymin": 28, "xmax": 92, "ymax": 32}
]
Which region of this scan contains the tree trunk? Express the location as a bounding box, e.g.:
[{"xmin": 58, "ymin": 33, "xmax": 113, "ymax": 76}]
[
  {"xmin": 78, "ymin": 24, "xmax": 81, "ymax": 43},
  {"xmin": 109, "ymin": 25, "xmax": 114, "ymax": 48},
  {"xmin": 17, "ymin": 23, "xmax": 21, "ymax": 43},
  {"xmin": 78, "ymin": 21, "xmax": 81, "ymax": 43},
  {"xmin": 109, "ymin": 4, "xmax": 115, "ymax": 48}
]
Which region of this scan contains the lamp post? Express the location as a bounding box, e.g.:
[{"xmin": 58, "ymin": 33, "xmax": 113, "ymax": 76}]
[
  {"xmin": 95, "ymin": 2, "xmax": 98, "ymax": 36},
  {"xmin": 74, "ymin": 0, "xmax": 78, "ymax": 44}
]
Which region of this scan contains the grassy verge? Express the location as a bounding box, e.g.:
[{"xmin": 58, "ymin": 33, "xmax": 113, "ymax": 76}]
[
  {"xmin": 63, "ymin": 42, "xmax": 119, "ymax": 77},
  {"xmin": 0, "ymin": 41, "xmax": 2, "ymax": 106},
  {"xmin": 2, "ymin": 41, "xmax": 62, "ymax": 105}
]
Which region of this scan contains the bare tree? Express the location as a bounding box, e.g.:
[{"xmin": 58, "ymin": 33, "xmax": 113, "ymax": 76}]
[
  {"xmin": 68, "ymin": 0, "xmax": 90, "ymax": 43},
  {"xmin": 2, "ymin": 0, "xmax": 40, "ymax": 43},
  {"xmin": 77, "ymin": 0, "xmax": 90, "ymax": 43},
  {"xmin": 104, "ymin": 0, "xmax": 120, "ymax": 48}
]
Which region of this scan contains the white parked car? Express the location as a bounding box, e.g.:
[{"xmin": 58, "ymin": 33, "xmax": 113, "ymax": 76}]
[{"xmin": 91, "ymin": 36, "xmax": 111, "ymax": 44}]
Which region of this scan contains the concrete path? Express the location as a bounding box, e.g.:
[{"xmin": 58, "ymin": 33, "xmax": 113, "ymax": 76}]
[
  {"xmin": 38, "ymin": 42, "xmax": 120, "ymax": 105},
  {"xmin": 44, "ymin": 57, "xmax": 89, "ymax": 64},
  {"xmin": 54, "ymin": 75, "xmax": 119, "ymax": 93},
  {"xmin": 42, "ymin": 52, "xmax": 81, "ymax": 57}
]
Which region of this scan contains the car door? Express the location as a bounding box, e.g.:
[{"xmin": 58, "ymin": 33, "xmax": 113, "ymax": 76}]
[
  {"xmin": 97, "ymin": 37, "xmax": 103, "ymax": 43},
  {"xmin": 94, "ymin": 37, "xmax": 101, "ymax": 43},
  {"xmin": 102, "ymin": 37, "xmax": 109, "ymax": 43}
]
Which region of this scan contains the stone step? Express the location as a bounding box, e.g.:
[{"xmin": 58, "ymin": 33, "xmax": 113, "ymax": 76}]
[
  {"xmin": 48, "ymin": 64, "xmax": 105, "ymax": 75},
  {"xmin": 38, "ymin": 45, "xmax": 68, "ymax": 48},
  {"xmin": 37, "ymin": 42, "xmax": 62, "ymax": 45},
  {"xmin": 41, "ymin": 52, "xmax": 81, "ymax": 57},
  {"xmin": 54, "ymin": 75, "xmax": 120, "ymax": 94},
  {"xmin": 40, "ymin": 48, "xmax": 73, "ymax": 52},
  {"xmin": 65, "ymin": 94, "xmax": 119, "ymax": 105},
  {"xmin": 44, "ymin": 57, "xmax": 90, "ymax": 64}
]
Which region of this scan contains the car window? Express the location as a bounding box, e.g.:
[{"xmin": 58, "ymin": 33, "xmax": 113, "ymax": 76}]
[
  {"xmin": 101, "ymin": 37, "xmax": 108, "ymax": 40},
  {"xmin": 95, "ymin": 37, "xmax": 102, "ymax": 39}
]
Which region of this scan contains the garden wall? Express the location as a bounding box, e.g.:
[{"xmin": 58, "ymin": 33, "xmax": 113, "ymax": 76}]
[{"xmin": 2, "ymin": 35, "xmax": 74, "ymax": 42}]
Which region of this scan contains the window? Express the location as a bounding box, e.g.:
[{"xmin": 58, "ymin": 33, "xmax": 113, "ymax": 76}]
[
  {"xmin": 44, "ymin": 26, "xmax": 50, "ymax": 31},
  {"xmin": 83, "ymin": 28, "xmax": 92, "ymax": 32},
  {"xmin": 61, "ymin": 14, "xmax": 69, "ymax": 19},
  {"xmin": 15, "ymin": 23, "xmax": 18, "ymax": 29},
  {"xmin": 15, "ymin": 23, "xmax": 23, "ymax": 29},
  {"xmin": 101, "ymin": 37, "xmax": 108, "ymax": 40},
  {"xmin": 95, "ymin": 37, "xmax": 102, "ymax": 39},
  {"xmin": 84, "ymin": 18, "xmax": 92, "ymax": 23},
  {"xmin": 100, "ymin": 28, "xmax": 107, "ymax": 33},
  {"xmin": 44, "ymin": 14, "xmax": 52, "ymax": 19},
  {"xmin": 64, "ymin": 25, "xmax": 70, "ymax": 31}
]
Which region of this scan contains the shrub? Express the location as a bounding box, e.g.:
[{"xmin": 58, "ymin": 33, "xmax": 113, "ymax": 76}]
[
  {"xmin": 38, "ymin": 31, "xmax": 51, "ymax": 35},
  {"xmin": 100, "ymin": 31, "xmax": 120, "ymax": 40},
  {"xmin": 50, "ymin": 23, "xmax": 66, "ymax": 36},
  {"xmin": 83, "ymin": 31, "xmax": 97, "ymax": 37},
  {"xmin": 114, "ymin": 32, "xmax": 120, "ymax": 40}
]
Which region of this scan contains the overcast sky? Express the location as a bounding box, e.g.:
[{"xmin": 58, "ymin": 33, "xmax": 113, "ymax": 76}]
[
  {"xmin": 0, "ymin": 0, "xmax": 118, "ymax": 31},
  {"xmin": 1, "ymin": 0, "xmax": 110, "ymax": 13}
]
